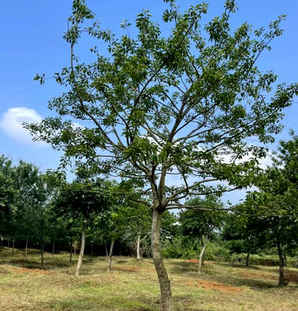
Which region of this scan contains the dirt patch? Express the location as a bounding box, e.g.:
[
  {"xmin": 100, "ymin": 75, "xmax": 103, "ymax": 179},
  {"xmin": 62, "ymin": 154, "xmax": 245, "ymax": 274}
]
[
  {"xmin": 183, "ymin": 279, "xmax": 242, "ymax": 293},
  {"xmin": 7, "ymin": 266, "xmax": 52, "ymax": 275},
  {"xmin": 239, "ymin": 271, "xmax": 277, "ymax": 281},
  {"xmin": 285, "ymin": 271, "xmax": 298, "ymax": 283},
  {"xmin": 185, "ymin": 259, "xmax": 199, "ymax": 263},
  {"xmin": 239, "ymin": 270, "xmax": 298, "ymax": 283}
]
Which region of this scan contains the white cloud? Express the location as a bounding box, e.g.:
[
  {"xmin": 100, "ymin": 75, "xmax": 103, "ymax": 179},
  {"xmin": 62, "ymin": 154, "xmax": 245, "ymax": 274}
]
[
  {"xmin": 216, "ymin": 147, "xmax": 273, "ymax": 169},
  {"xmin": 0, "ymin": 107, "xmax": 45, "ymax": 145}
]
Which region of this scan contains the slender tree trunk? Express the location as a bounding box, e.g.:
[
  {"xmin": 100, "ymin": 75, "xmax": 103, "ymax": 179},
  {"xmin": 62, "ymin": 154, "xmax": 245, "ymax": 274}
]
[
  {"xmin": 277, "ymin": 242, "xmax": 287, "ymax": 286},
  {"xmin": 198, "ymin": 244, "xmax": 206, "ymax": 274},
  {"xmin": 107, "ymin": 239, "xmax": 115, "ymax": 272},
  {"xmin": 198, "ymin": 241, "xmax": 207, "ymax": 274},
  {"xmin": 75, "ymin": 230, "xmax": 86, "ymax": 277},
  {"xmin": 136, "ymin": 234, "xmax": 141, "ymax": 260},
  {"xmin": 152, "ymin": 208, "xmax": 174, "ymax": 311},
  {"xmin": 245, "ymin": 252, "xmax": 250, "ymax": 267},
  {"xmin": 25, "ymin": 238, "xmax": 29, "ymax": 257}
]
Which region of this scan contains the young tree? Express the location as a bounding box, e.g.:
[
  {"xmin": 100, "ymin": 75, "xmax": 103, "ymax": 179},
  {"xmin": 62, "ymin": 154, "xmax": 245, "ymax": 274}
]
[
  {"xmin": 112, "ymin": 183, "xmax": 152, "ymax": 261},
  {"xmin": 223, "ymin": 204, "xmax": 269, "ymax": 266},
  {"xmin": 27, "ymin": 0, "xmax": 298, "ymax": 309},
  {"xmin": 180, "ymin": 196, "xmax": 224, "ymax": 273},
  {"xmin": 54, "ymin": 179, "xmax": 110, "ymax": 276}
]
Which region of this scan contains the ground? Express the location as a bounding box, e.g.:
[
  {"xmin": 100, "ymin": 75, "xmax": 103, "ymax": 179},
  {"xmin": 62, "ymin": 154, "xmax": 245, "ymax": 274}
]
[{"xmin": 0, "ymin": 248, "xmax": 297, "ymax": 311}]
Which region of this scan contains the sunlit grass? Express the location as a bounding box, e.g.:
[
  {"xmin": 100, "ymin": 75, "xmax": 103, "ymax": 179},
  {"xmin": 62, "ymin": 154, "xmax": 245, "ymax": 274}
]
[{"xmin": 0, "ymin": 247, "xmax": 297, "ymax": 310}]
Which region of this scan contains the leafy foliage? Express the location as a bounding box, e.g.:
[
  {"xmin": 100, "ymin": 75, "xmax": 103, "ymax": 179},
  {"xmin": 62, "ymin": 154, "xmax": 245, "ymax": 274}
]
[{"xmin": 26, "ymin": 0, "xmax": 298, "ymax": 211}]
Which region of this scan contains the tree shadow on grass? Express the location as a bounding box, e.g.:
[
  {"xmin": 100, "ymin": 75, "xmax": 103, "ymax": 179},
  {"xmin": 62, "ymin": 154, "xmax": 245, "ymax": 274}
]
[
  {"xmin": 216, "ymin": 262, "xmax": 262, "ymax": 270},
  {"xmin": 168, "ymin": 261, "xmax": 281, "ymax": 290},
  {"xmin": 168, "ymin": 261, "xmax": 198, "ymax": 274},
  {"xmin": 6, "ymin": 255, "xmax": 97, "ymax": 272},
  {"xmin": 168, "ymin": 261, "xmax": 216, "ymax": 276},
  {"xmin": 227, "ymin": 277, "xmax": 276, "ymax": 289},
  {"xmin": 43, "ymin": 293, "xmax": 205, "ymax": 311},
  {"xmin": 43, "ymin": 295, "xmax": 159, "ymax": 311}
]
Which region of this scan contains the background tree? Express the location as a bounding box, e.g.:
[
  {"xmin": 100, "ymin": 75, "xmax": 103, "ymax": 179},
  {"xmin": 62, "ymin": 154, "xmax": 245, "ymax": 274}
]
[
  {"xmin": 54, "ymin": 179, "xmax": 110, "ymax": 276},
  {"xmin": 222, "ymin": 207, "xmax": 265, "ymax": 266},
  {"xmin": 27, "ymin": 0, "xmax": 298, "ymax": 309},
  {"xmin": 0, "ymin": 155, "xmax": 16, "ymax": 246},
  {"xmin": 118, "ymin": 198, "xmax": 152, "ymax": 261},
  {"xmin": 243, "ymin": 134, "xmax": 298, "ymax": 286},
  {"xmin": 180, "ymin": 196, "xmax": 224, "ymax": 273}
]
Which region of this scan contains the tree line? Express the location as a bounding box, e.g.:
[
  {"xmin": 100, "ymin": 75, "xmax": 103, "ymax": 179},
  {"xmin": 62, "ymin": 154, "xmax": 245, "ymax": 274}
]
[{"xmin": 1, "ymin": 134, "xmax": 297, "ymax": 286}]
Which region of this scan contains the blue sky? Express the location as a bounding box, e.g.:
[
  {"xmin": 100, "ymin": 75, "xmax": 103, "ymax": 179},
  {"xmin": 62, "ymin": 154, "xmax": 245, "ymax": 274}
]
[{"xmin": 0, "ymin": 0, "xmax": 297, "ymax": 202}]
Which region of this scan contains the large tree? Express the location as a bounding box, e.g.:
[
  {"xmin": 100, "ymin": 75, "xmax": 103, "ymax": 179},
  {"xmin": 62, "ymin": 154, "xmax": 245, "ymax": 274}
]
[{"xmin": 27, "ymin": 0, "xmax": 298, "ymax": 309}]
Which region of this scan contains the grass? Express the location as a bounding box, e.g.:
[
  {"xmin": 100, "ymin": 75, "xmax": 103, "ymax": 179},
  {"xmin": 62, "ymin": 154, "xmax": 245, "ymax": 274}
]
[{"xmin": 0, "ymin": 247, "xmax": 297, "ymax": 311}]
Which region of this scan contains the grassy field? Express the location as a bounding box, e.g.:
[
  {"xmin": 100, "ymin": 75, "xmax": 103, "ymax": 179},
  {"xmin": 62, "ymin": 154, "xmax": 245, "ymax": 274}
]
[{"xmin": 0, "ymin": 247, "xmax": 297, "ymax": 311}]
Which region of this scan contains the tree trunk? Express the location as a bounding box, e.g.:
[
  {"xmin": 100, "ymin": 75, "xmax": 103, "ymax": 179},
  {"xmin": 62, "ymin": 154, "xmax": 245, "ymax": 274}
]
[
  {"xmin": 25, "ymin": 238, "xmax": 29, "ymax": 257},
  {"xmin": 107, "ymin": 240, "xmax": 115, "ymax": 272},
  {"xmin": 75, "ymin": 230, "xmax": 86, "ymax": 277},
  {"xmin": 152, "ymin": 208, "xmax": 174, "ymax": 311},
  {"xmin": 105, "ymin": 242, "xmax": 108, "ymax": 259},
  {"xmin": 136, "ymin": 234, "xmax": 141, "ymax": 260},
  {"xmin": 198, "ymin": 241, "xmax": 207, "ymax": 274},
  {"xmin": 73, "ymin": 240, "xmax": 77, "ymax": 255},
  {"xmin": 245, "ymin": 252, "xmax": 250, "ymax": 267},
  {"xmin": 277, "ymin": 242, "xmax": 287, "ymax": 286}
]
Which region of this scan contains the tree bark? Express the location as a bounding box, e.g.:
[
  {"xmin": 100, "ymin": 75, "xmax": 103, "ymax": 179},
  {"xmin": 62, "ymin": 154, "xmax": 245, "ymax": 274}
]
[
  {"xmin": 198, "ymin": 239, "xmax": 207, "ymax": 274},
  {"xmin": 104, "ymin": 242, "xmax": 108, "ymax": 259},
  {"xmin": 152, "ymin": 208, "xmax": 174, "ymax": 311},
  {"xmin": 136, "ymin": 234, "xmax": 141, "ymax": 260},
  {"xmin": 25, "ymin": 238, "xmax": 29, "ymax": 257},
  {"xmin": 277, "ymin": 242, "xmax": 287, "ymax": 286},
  {"xmin": 107, "ymin": 239, "xmax": 115, "ymax": 272},
  {"xmin": 245, "ymin": 252, "xmax": 250, "ymax": 267},
  {"xmin": 75, "ymin": 230, "xmax": 86, "ymax": 277}
]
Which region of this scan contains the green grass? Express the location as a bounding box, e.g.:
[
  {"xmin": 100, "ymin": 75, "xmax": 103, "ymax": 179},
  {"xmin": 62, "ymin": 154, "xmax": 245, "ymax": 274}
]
[{"xmin": 0, "ymin": 247, "xmax": 297, "ymax": 311}]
